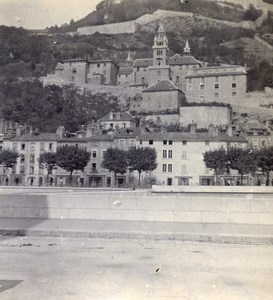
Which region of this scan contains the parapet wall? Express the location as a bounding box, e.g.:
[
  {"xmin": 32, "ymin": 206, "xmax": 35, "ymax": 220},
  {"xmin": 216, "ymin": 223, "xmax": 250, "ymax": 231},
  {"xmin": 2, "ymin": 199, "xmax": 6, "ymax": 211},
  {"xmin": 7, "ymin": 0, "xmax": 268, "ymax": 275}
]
[{"xmin": 1, "ymin": 188, "xmax": 273, "ymax": 226}]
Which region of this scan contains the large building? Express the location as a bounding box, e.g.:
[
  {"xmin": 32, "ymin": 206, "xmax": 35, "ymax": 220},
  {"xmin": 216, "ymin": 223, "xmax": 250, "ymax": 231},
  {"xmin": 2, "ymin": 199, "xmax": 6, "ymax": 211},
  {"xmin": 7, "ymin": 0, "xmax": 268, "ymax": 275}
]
[{"xmin": 45, "ymin": 23, "xmax": 247, "ymax": 108}]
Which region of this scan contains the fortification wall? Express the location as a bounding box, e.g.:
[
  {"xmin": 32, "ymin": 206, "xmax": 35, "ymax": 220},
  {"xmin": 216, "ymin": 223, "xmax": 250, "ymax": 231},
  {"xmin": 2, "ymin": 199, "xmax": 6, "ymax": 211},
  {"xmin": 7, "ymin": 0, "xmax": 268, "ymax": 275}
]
[{"xmin": 77, "ymin": 20, "xmax": 136, "ymax": 35}]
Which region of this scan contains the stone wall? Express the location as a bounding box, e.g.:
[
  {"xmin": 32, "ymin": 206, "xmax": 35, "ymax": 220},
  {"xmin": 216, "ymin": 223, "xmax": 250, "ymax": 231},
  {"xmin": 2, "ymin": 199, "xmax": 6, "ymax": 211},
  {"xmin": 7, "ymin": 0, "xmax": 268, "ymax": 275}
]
[
  {"xmin": 1, "ymin": 188, "xmax": 273, "ymax": 226},
  {"xmin": 179, "ymin": 106, "xmax": 231, "ymax": 128}
]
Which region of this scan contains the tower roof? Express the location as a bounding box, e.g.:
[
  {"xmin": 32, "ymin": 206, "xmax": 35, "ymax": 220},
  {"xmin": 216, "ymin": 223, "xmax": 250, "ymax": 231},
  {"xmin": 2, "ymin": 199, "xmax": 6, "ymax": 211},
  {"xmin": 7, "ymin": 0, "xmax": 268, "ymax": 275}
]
[
  {"xmin": 157, "ymin": 23, "xmax": 165, "ymax": 33},
  {"xmin": 183, "ymin": 40, "xmax": 191, "ymax": 55}
]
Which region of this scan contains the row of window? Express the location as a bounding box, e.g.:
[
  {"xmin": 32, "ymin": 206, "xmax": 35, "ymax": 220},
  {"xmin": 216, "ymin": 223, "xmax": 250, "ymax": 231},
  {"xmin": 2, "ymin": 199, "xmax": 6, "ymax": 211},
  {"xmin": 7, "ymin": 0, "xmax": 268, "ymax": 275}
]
[
  {"xmin": 148, "ymin": 140, "xmax": 210, "ymax": 146},
  {"xmin": 162, "ymin": 150, "xmax": 188, "ymax": 159},
  {"xmin": 12, "ymin": 142, "xmax": 54, "ymax": 152}
]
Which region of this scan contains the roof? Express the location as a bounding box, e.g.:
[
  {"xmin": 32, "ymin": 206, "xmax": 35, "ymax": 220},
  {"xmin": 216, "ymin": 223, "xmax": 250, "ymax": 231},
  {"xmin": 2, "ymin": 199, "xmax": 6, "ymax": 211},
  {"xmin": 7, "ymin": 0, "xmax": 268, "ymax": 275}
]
[
  {"xmin": 58, "ymin": 138, "xmax": 87, "ymax": 143},
  {"xmin": 139, "ymin": 132, "xmax": 247, "ymax": 143},
  {"xmin": 55, "ymin": 63, "xmax": 64, "ymax": 70},
  {"xmin": 88, "ymin": 135, "xmax": 114, "ymax": 142},
  {"xmin": 118, "ymin": 67, "xmax": 133, "ymax": 75},
  {"xmin": 63, "ymin": 58, "xmax": 89, "ymax": 63},
  {"xmin": 89, "ymin": 59, "xmax": 118, "ymax": 68},
  {"xmin": 169, "ymin": 54, "xmax": 201, "ymax": 66},
  {"xmin": 186, "ymin": 65, "xmax": 247, "ymax": 78},
  {"xmin": 133, "ymin": 58, "xmax": 153, "ymax": 68},
  {"xmin": 142, "ymin": 79, "xmax": 182, "ymax": 93},
  {"xmin": 9, "ymin": 133, "xmax": 59, "ymax": 142},
  {"xmin": 158, "ymin": 23, "xmax": 165, "ymax": 33},
  {"xmin": 99, "ymin": 112, "xmax": 134, "ymax": 122},
  {"xmin": 114, "ymin": 128, "xmax": 140, "ymax": 138}
]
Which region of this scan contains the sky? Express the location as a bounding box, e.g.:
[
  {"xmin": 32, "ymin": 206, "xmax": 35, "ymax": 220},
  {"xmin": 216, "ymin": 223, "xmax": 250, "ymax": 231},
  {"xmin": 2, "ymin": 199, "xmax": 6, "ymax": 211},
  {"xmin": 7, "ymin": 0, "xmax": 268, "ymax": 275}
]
[{"xmin": 0, "ymin": 0, "xmax": 102, "ymax": 29}]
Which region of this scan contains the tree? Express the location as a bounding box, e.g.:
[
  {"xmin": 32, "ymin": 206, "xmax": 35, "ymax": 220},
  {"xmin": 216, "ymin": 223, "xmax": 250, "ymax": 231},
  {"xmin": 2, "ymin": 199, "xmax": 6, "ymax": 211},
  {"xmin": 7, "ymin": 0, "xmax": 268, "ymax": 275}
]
[
  {"xmin": 203, "ymin": 148, "xmax": 227, "ymax": 185},
  {"xmin": 227, "ymin": 147, "xmax": 257, "ymax": 185},
  {"xmin": 256, "ymin": 147, "xmax": 273, "ymax": 186},
  {"xmin": 37, "ymin": 152, "xmax": 58, "ymax": 185},
  {"xmin": 56, "ymin": 145, "xmax": 90, "ymax": 185},
  {"xmin": 127, "ymin": 147, "xmax": 157, "ymax": 186},
  {"xmin": 0, "ymin": 149, "xmax": 19, "ymax": 184},
  {"xmin": 102, "ymin": 148, "xmax": 127, "ymax": 187}
]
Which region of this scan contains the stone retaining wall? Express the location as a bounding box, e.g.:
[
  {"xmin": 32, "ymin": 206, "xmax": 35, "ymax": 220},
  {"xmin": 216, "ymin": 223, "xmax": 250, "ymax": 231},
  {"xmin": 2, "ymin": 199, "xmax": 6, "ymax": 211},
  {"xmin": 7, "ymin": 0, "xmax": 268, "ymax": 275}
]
[{"xmin": 1, "ymin": 188, "xmax": 273, "ymax": 226}]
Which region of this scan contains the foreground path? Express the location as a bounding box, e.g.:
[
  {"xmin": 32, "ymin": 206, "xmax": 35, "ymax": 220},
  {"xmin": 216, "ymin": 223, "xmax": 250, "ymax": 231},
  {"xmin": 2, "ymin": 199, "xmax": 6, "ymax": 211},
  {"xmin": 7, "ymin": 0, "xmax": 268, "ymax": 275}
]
[{"xmin": 0, "ymin": 236, "xmax": 272, "ymax": 300}]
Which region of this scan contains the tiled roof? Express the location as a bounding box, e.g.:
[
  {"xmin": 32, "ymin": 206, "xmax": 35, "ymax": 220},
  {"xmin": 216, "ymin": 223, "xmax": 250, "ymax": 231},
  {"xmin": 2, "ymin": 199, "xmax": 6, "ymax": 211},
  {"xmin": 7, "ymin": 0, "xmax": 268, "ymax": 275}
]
[
  {"xmin": 169, "ymin": 54, "xmax": 201, "ymax": 66},
  {"xmin": 88, "ymin": 135, "xmax": 114, "ymax": 142},
  {"xmin": 133, "ymin": 58, "xmax": 153, "ymax": 68},
  {"xmin": 142, "ymin": 80, "xmax": 182, "ymax": 93},
  {"xmin": 114, "ymin": 128, "xmax": 140, "ymax": 138},
  {"xmin": 99, "ymin": 112, "xmax": 134, "ymax": 122},
  {"xmin": 186, "ymin": 65, "xmax": 247, "ymax": 78},
  {"xmin": 139, "ymin": 132, "xmax": 247, "ymax": 143},
  {"xmin": 9, "ymin": 133, "xmax": 59, "ymax": 142},
  {"xmin": 58, "ymin": 138, "xmax": 87, "ymax": 143},
  {"xmin": 118, "ymin": 67, "xmax": 133, "ymax": 75}
]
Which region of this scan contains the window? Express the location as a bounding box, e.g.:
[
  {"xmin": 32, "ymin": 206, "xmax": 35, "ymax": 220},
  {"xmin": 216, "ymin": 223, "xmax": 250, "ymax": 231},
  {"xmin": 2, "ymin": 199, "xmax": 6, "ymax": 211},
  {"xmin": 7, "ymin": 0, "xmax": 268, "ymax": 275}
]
[
  {"xmin": 21, "ymin": 143, "xmax": 25, "ymax": 151},
  {"xmin": 72, "ymin": 76, "xmax": 75, "ymax": 81},
  {"xmin": 262, "ymin": 140, "xmax": 266, "ymax": 147},
  {"xmin": 119, "ymin": 139, "xmax": 125, "ymax": 147},
  {"xmin": 163, "ymin": 140, "xmax": 167, "ymax": 145},
  {"xmin": 103, "ymin": 70, "xmax": 106, "ymax": 75},
  {"xmin": 182, "ymin": 140, "xmax": 187, "ymax": 145},
  {"xmin": 40, "ymin": 142, "xmax": 45, "ymax": 151},
  {"xmin": 104, "ymin": 63, "xmax": 107, "ymax": 67},
  {"xmin": 129, "ymin": 139, "xmax": 135, "ymax": 146},
  {"xmin": 157, "ymin": 70, "xmax": 161, "ymax": 76},
  {"xmin": 232, "ymin": 92, "xmax": 236, "ymax": 96},
  {"xmin": 232, "ymin": 83, "xmax": 237, "ymax": 88},
  {"xmin": 29, "ymin": 166, "xmax": 34, "ymax": 174},
  {"xmin": 149, "ymin": 140, "xmax": 153, "ymax": 145},
  {"xmin": 176, "ymin": 76, "xmax": 179, "ymax": 83},
  {"xmin": 205, "ymin": 141, "xmax": 210, "ymax": 146},
  {"xmin": 168, "ymin": 150, "xmax": 172, "ymax": 158},
  {"xmin": 200, "ymin": 84, "xmax": 205, "ymax": 90},
  {"xmin": 232, "ymin": 75, "xmax": 236, "ymax": 81},
  {"xmin": 137, "ymin": 67, "xmax": 140, "ymax": 71},
  {"xmin": 215, "ymin": 76, "xmax": 219, "ymax": 82},
  {"xmin": 97, "ymin": 63, "xmax": 100, "ymax": 67},
  {"xmin": 189, "ymin": 78, "xmax": 192, "ymax": 84},
  {"xmin": 72, "ymin": 68, "xmax": 77, "ymax": 73},
  {"xmin": 102, "ymin": 150, "xmax": 106, "ymax": 158},
  {"xmin": 163, "ymin": 150, "xmax": 167, "ymax": 158},
  {"xmin": 92, "ymin": 163, "xmax": 97, "ymax": 172},
  {"xmin": 181, "ymin": 164, "xmax": 187, "ymax": 174},
  {"xmin": 168, "ymin": 164, "xmax": 172, "ymax": 173},
  {"xmin": 92, "ymin": 151, "xmax": 97, "ymax": 158},
  {"xmin": 162, "ymin": 164, "xmax": 167, "ymax": 172},
  {"xmin": 169, "ymin": 140, "xmax": 173, "ymax": 145},
  {"xmin": 30, "ymin": 143, "xmax": 35, "ymax": 151},
  {"xmin": 20, "ymin": 165, "xmax": 25, "ymax": 174},
  {"xmin": 214, "ymin": 93, "xmax": 219, "ymax": 98},
  {"xmin": 49, "ymin": 143, "xmax": 53, "ymax": 151},
  {"xmin": 215, "ymin": 84, "xmax": 219, "ymax": 89},
  {"xmin": 182, "ymin": 150, "xmax": 187, "ymax": 160},
  {"xmin": 20, "ymin": 155, "xmax": 25, "ymax": 163},
  {"xmin": 200, "ymin": 77, "xmax": 205, "ymax": 84},
  {"xmin": 204, "ymin": 167, "xmax": 209, "ymax": 174},
  {"xmin": 30, "ymin": 154, "xmax": 35, "ymax": 163},
  {"xmin": 12, "ymin": 143, "xmax": 17, "ymax": 151}
]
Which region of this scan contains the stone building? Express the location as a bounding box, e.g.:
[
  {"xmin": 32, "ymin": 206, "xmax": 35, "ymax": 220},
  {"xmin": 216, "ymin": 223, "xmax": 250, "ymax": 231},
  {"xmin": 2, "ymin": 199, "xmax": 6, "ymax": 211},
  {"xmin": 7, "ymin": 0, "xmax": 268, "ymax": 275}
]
[
  {"xmin": 185, "ymin": 65, "xmax": 247, "ymax": 103},
  {"xmin": 98, "ymin": 112, "xmax": 137, "ymax": 131},
  {"xmin": 141, "ymin": 80, "xmax": 186, "ymax": 112},
  {"xmin": 139, "ymin": 125, "xmax": 248, "ymax": 186}
]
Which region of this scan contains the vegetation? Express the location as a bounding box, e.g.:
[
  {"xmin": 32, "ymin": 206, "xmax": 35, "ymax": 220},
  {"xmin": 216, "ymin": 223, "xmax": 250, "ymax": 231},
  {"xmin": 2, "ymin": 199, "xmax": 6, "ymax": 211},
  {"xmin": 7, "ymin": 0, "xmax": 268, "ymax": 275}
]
[
  {"xmin": 102, "ymin": 148, "xmax": 128, "ymax": 186},
  {"xmin": 0, "ymin": 79, "xmax": 119, "ymax": 132},
  {"xmin": 203, "ymin": 146, "xmax": 273, "ymax": 186},
  {"xmin": 0, "ymin": 149, "xmax": 19, "ymax": 174},
  {"xmin": 243, "ymin": 5, "xmax": 262, "ymax": 21},
  {"xmin": 247, "ymin": 61, "xmax": 273, "ymax": 91},
  {"xmin": 56, "ymin": 145, "xmax": 91, "ymax": 184},
  {"xmin": 203, "ymin": 148, "xmax": 227, "ymax": 185},
  {"xmin": 37, "ymin": 152, "xmax": 58, "ymax": 184},
  {"xmin": 127, "ymin": 147, "xmax": 157, "ymax": 185}
]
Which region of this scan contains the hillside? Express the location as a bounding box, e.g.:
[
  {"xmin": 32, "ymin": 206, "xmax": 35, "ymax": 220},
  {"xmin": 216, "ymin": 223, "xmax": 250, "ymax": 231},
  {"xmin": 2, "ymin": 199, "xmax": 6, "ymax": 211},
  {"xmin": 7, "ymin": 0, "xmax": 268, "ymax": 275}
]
[{"xmin": 51, "ymin": 0, "xmax": 250, "ymax": 33}]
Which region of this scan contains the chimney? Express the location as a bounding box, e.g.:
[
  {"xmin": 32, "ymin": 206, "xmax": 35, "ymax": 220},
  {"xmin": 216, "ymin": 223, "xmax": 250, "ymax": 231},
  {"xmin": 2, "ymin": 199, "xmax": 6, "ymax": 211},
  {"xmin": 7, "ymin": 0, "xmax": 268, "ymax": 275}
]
[
  {"xmin": 189, "ymin": 123, "xmax": 197, "ymax": 134},
  {"xmin": 16, "ymin": 125, "xmax": 23, "ymax": 137},
  {"xmin": 56, "ymin": 126, "xmax": 65, "ymax": 138}
]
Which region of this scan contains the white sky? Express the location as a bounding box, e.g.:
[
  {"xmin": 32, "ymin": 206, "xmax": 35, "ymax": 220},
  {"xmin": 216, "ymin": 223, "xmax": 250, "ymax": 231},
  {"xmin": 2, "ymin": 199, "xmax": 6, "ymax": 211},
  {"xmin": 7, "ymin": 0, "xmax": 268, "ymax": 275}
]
[{"xmin": 0, "ymin": 0, "xmax": 101, "ymax": 29}]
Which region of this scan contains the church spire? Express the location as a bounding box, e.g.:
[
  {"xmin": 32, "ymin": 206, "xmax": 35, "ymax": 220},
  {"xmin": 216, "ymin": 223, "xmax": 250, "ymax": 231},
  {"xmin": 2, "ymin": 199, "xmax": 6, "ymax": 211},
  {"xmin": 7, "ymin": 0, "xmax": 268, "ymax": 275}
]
[
  {"xmin": 183, "ymin": 40, "xmax": 191, "ymax": 56},
  {"xmin": 152, "ymin": 22, "xmax": 169, "ymax": 66}
]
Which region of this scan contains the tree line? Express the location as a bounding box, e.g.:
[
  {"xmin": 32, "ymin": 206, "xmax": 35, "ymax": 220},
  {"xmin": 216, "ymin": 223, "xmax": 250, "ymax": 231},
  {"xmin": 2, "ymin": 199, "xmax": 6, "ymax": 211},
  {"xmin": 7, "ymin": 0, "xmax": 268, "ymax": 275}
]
[
  {"xmin": 0, "ymin": 146, "xmax": 157, "ymax": 187},
  {"xmin": 0, "ymin": 79, "xmax": 119, "ymax": 133},
  {"xmin": 203, "ymin": 146, "xmax": 273, "ymax": 185}
]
